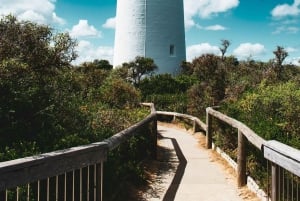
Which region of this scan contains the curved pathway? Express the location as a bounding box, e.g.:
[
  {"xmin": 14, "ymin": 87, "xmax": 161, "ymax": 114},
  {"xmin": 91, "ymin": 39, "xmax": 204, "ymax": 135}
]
[{"xmin": 156, "ymin": 124, "xmax": 256, "ymax": 201}]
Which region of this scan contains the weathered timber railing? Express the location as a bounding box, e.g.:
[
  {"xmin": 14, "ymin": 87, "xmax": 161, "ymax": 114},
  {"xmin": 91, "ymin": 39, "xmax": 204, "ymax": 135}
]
[
  {"xmin": 105, "ymin": 103, "xmax": 157, "ymax": 152},
  {"xmin": 206, "ymin": 107, "xmax": 300, "ymax": 201},
  {"xmin": 264, "ymin": 141, "xmax": 300, "ymax": 201},
  {"xmin": 206, "ymin": 107, "xmax": 266, "ymax": 187},
  {"xmin": 156, "ymin": 111, "xmax": 207, "ymax": 133},
  {"xmin": 158, "ymin": 107, "xmax": 300, "ymax": 201},
  {"xmin": 0, "ymin": 142, "xmax": 108, "ymax": 201},
  {"xmin": 0, "ymin": 103, "xmax": 157, "ymax": 201},
  {"xmin": 1, "ymin": 103, "xmax": 299, "ymax": 201}
]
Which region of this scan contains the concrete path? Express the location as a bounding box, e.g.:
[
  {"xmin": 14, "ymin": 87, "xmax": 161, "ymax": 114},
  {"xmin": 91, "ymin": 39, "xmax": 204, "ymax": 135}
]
[{"xmin": 157, "ymin": 124, "xmax": 244, "ymax": 201}]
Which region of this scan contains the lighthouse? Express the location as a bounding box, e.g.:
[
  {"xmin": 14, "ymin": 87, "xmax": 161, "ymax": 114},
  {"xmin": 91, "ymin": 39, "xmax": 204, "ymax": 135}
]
[{"xmin": 113, "ymin": 0, "xmax": 186, "ymax": 74}]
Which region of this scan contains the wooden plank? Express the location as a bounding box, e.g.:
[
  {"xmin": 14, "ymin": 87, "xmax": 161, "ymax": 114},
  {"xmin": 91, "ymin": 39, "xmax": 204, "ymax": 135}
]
[
  {"xmin": 271, "ymin": 163, "xmax": 279, "ymax": 201},
  {"xmin": 96, "ymin": 163, "xmax": 103, "ymax": 201},
  {"xmin": 264, "ymin": 140, "xmax": 300, "ymax": 177},
  {"xmin": 194, "ymin": 118, "xmax": 207, "ymax": 132},
  {"xmin": 140, "ymin": 103, "xmax": 156, "ymax": 114},
  {"xmin": 206, "ymin": 113, "xmax": 212, "ymax": 149},
  {"xmin": 0, "ymin": 142, "xmax": 108, "ymax": 191},
  {"xmin": 156, "ymin": 111, "xmax": 207, "ymax": 131},
  {"xmin": 104, "ymin": 113, "xmax": 156, "ymax": 150},
  {"xmin": 206, "ymin": 107, "xmax": 265, "ymax": 150},
  {"xmin": 237, "ymin": 130, "xmax": 247, "ymax": 187}
]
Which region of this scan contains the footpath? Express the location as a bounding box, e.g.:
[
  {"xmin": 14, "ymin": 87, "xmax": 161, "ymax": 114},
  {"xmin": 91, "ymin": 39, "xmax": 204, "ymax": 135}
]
[{"xmin": 141, "ymin": 123, "xmax": 260, "ymax": 201}]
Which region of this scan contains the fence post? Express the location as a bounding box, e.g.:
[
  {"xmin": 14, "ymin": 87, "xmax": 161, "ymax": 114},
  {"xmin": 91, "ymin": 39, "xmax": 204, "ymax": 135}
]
[
  {"xmin": 152, "ymin": 115, "xmax": 158, "ymax": 159},
  {"xmin": 271, "ymin": 163, "xmax": 279, "ymax": 201},
  {"xmin": 206, "ymin": 112, "xmax": 212, "ymax": 149},
  {"xmin": 192, "ymin": 119, "xmax": 196, "ymax": 134},
  {"xmin": 237, "ymin": 129, "xmax": 247, "ymax": 187},
  {"xmin": 96, "ymin": 162, "xmax": 103, "ymax": 201}
]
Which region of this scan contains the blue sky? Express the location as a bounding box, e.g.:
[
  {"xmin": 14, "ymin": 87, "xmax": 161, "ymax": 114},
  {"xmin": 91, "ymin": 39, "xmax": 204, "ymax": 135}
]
[{"xmin": 1, "ymin": 0, "xmax": 300, "ymax": 65}]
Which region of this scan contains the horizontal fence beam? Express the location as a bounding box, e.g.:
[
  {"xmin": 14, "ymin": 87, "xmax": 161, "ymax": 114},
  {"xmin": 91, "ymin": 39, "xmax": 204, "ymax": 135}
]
[
  {"xmin": 263, "ymin": 140, "xmax": 300, "ymax": 177},
  {"xmin": 156, "ymin": 111, "xmax": 207, "ymax": 132},
  {"xmin": 104, "ymin": 112, "xmax": 157, "ymax": 151},
  {"xmin": 0, "ymin": 142, "xmax": 108, "ymax": 191},
  {"xmin": 206, "ymin": 107, "xmax": 265, "ymax": 150},
  {"xmin": 0, "ymin": 103, "xmax": 157, "ymax": 194}
]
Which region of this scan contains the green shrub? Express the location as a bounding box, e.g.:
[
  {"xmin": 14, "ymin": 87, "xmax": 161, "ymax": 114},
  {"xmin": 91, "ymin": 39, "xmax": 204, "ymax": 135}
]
[{"xmin": 100, "ymin": 77, "xmax": 141, "ymax": 109}]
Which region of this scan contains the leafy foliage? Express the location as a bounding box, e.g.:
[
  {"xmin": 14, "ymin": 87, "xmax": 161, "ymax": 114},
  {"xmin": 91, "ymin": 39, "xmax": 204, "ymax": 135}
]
[
  {"xmin": 124, "ymin": 56, "xmax": 158, "ymax": 86},
  {"xmin": 0, "ymin": 16, "xmax": 144, "ymax": 161},
  {"xmin": 225, "ymin": 81, "xmax": 300, "ymax": 148},
  {"xmin": 99, "ymin": 76, "xmax": 141, "ymax": 108}
]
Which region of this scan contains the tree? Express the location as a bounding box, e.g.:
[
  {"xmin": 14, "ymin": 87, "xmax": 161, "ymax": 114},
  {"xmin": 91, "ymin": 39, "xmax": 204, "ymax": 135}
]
[
  {"xmin": 100, "ymin": 76, "xmax": 141, "ymax": 108},
  {"xmin": 273, "ymin": 46, "xmax": 288, "ymax": 79},
  {"xmin": 180, "ymin": 61, "xmax": 193, "ymax": 75},
  {"xmin": 187, "ymin": 54, "xmax": 226, "ymax": 116},
  {"xmin": 125, "ymin": 56, "xmax": 158, "ymax": 86},
  {"xmin": 0, "ymin": 15, "xmax": 77, "ymax": 71},
  {"xmin": 79, "ymin": 59, "xmax": 113, "ymax": 71},
  {"xmin": 0, "ymin": 15, "xmax": 85, "ymax": 154},
  {"xmin": 220, "ymin": 39, "xmax": 230, "ymax": 61}
]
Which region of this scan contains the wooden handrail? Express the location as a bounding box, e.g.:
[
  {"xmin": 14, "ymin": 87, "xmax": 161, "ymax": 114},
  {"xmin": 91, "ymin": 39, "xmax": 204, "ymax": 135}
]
[
  {"xmin": 206, "ymin": 107, "xmax": 266, "ymax": 150},
  {"xmin": 0, "ymin": 103, "xmax": 158, "ymax": 201},
  {"xmin": 0, "ymin": 142, "xmax": 108, "ymax": 191},
  {"xmin": 263, "ymin": 140, "xmax": 300, "ymax": 201},
  {"xmin": 1, "ymin": 102, "xmax": 299, "ymax": 201},
  {"xmin": 158, "ymin": 107, "xmax": 300, "ymax": 201},
  {"xmin": 104, "ymin": 112, "xmax": 157, "ymax": 151},
  {"xmin": 156, "ymin": 111, "xmax": 207, "ymax": 132},
  {"xmin": 140, "ymin": 102, "xmax": 156, "ymax": 114},
  {"xmin": 264, "ymin": 140, "xmax": 300, "ymax": 177}
]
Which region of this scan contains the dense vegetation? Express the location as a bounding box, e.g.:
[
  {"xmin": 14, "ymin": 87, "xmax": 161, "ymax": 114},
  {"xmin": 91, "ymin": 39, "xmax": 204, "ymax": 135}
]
[
  {"xmin": 0, "ymin": 16, "xmax": 155, "ymax": 200},
  {"xmin": 1, "ymin": 15, "xmax": 300, "ymax": 199},
  {"xmin": 0, "ymin": 15, "xmax": 147, "ymax": 160},
  {"xmin": 139, "ymin": 40, "xmax": 300, "ymax": 192},
  {"xmin": 140, "ymin": 43, "xmax": 300, "ymax": 151}
]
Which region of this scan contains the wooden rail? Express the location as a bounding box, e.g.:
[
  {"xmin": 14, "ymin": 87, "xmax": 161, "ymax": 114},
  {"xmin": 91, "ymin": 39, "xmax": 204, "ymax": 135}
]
[
  {"xmin": 263, "ymin": 140, "xmax": 300, "ymax": 201},
  {"xmin": 0, "ymin": 143, "xmax": 107, "ymax": 201},
  {"xmin": 0, "ymin": 142, "xmax": 108, "ymax": 191},
  {"xmin": 104, "ymin": 112, "xmax": 157, "ymax": 151},
  {"xmin": 156, "ymin": 111, "xmax": 207, "ymax": 133},
  {"xmin": 206, "ymin": 107, "xmax": 266, "ymax": 150},
  {"xmin": 206, "ymin": 107, "xmax": 266, "ymax": 187},
  {"xmin": 0, "ymin": 103, "xmax": 157, "ymax": 201},
  {"xmin": 1, "ymin": 103, "xmax": 299, "ymax": 201},
  {"xmin": 158, "ymin": 107, "xmax": 300, "ymax": 201}
]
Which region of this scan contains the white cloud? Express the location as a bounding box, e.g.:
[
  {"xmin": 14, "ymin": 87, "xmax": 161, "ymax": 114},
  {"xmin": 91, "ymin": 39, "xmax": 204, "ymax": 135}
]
[
  {"xmin": 52, "ymin": 12, "xmax": 65, "ymax": 25},
  {"xmin": 233, "ymin": 43, "xmax": 266, "ymax": 59},
  {"xmin": 18, "ymin": 10, "xmax": 46, "ymax": 24},
  {"xmin": 186, "ymin": 43, "xmax": 220, "ymax": 61},
  {"xmin": 271, "ymin": 0, "xmax": 300, "ymax": 18},
  {"xmin": 286, "ymin": 47, "xmax": 298, "ymax": 53},
  {"xmin": 184, "ymin": 0, "xmax": 239, "ymax": 28},
  {"xmin": 0, "ymin": 0, "xmax": 65, "ymax": 25},
  {"xmin": 73, "ymin": 40, "xmax": 114, "ymax": 65},
  {"xmin": 102, "ymin": 17, "xmax": 116, "ymax": 29},
  {"xmin": 272, "ymin": 25, "xmax": 299, "ymax": 34},
  {"xmin": 286, "ymin": 57, "xmax": 300, "ymax": 65},
  {"xmin": 205, "ymin": 24, "xmax": 227, "ymax": 31},
  {"xmin": 70, "ymin": 20, "xmax": 101, "ymax": 38},
  {"xmin": 286, "ymin": 26, "xmax": 299, "ymax": 33}
]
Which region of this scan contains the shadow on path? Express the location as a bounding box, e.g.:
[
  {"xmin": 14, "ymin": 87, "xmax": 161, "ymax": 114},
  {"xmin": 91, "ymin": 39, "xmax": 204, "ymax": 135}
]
[{"xmin": 158, "ymin": 129, "xmax": 187, "ymax": 201}]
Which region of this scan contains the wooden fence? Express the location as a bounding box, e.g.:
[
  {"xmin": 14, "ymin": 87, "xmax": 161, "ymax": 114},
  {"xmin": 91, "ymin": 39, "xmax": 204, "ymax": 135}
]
[
  {"xmin": 0, "ymin": 103, "xmax": 157, "ymax": 201},
  {"xmin": 158, "ymin": 107, "xmax": 300, "ymax": 201},
  {"xmin": 0, "ymin": 103, "xmax": 299, "ymax": 201}
]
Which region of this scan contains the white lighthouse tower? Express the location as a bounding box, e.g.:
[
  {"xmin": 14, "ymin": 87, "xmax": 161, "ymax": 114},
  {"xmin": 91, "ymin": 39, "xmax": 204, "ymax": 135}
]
[{"xmin": 113, "ymin": 0, "xmax": 186, "ymax": 74}]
